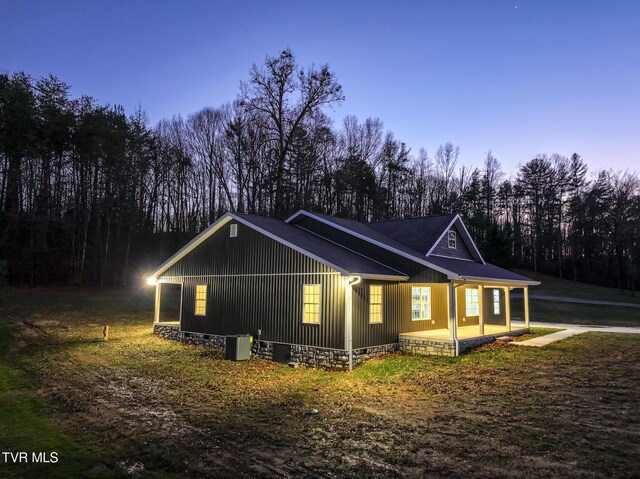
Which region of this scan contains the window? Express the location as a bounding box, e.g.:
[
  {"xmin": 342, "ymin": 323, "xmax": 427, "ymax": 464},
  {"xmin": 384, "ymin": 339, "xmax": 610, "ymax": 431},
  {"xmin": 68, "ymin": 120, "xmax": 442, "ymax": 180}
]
[
  {"xmin": 303, "ymin": 284, "xmax": 321, "ymax": 324},
  {"xmin": 230, "ymin": 224, "xmax": 238, "ymax": 237},
  {"xmin": 465, "ymin": 288, "xmax": 479, "ymax": 317},
  {"xmin": 369, "ymin": 285, "xmax": 383, "ymax": 324},
  {"xmin": 411, "ymin": 287, "xmax": 431, "ymax": 321},
  {"xmin": 493, "ymin": 289, "xmax": 500, "ymax": 315},
  {"xmin": 448, "ymin": 230, "xmax": 456, "ymax": 249},
  {"xmin": 195, "ymin": 285, "xmax": 207, "ymax": 316}
]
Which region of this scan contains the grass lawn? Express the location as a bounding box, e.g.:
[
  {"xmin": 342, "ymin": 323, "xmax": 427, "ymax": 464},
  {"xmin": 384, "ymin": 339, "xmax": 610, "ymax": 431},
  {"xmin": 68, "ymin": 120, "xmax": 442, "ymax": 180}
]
[
  {"xmin": 511, "ymin": 297, "xmax": 640, "ymax": 327},
  {"xmin": 514, "ymin": 269, "xmax": 640, "ymax": 304},
  {"xmin": 1, "ymin": 288, "xmax": 640, "ymax": 478}
]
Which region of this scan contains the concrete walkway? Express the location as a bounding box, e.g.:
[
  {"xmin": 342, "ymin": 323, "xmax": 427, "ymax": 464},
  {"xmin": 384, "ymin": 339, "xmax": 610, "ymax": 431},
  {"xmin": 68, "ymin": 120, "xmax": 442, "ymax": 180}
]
[
  {"xmin": 511, "ymin": 321, "xmax": 640, "ymax": 347},
  {"xmin": 512, "ymin": 294, "xmax": 640, "ymax": 308}
]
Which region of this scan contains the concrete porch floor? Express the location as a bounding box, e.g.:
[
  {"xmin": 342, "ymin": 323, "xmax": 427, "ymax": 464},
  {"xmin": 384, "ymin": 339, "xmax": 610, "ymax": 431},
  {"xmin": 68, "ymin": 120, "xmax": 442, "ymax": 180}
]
[{"xmin": 400, "ymin": 324, "xmax": 528, "ymax": 341}]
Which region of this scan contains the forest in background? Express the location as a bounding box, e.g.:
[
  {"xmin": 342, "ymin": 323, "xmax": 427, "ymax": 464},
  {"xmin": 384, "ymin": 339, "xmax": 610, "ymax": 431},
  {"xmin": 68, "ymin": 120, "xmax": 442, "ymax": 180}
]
[{"xmin": 1, "ymin": 49, "xmax": 638, "ymax": 292}]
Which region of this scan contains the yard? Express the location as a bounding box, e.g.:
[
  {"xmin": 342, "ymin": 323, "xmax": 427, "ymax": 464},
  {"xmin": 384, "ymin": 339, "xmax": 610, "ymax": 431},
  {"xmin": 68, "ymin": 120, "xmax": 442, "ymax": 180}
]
[{"xmin": 1, "ymin": 288, "xmax": 639, "ymax": 478}]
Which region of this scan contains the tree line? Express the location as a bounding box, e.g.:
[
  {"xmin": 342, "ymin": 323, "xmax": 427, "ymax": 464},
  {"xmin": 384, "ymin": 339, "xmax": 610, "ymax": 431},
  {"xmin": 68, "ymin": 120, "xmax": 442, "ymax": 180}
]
[{"xmin": 1, "ymin": 49, "xmax": 638, "ymax": 293}]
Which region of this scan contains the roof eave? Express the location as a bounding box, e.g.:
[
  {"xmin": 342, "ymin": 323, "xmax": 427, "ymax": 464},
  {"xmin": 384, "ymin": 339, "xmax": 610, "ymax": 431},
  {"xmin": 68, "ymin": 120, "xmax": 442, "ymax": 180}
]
[{"xmin": 457, "ymin": 275, "xmax": 541, "ymax": 286}]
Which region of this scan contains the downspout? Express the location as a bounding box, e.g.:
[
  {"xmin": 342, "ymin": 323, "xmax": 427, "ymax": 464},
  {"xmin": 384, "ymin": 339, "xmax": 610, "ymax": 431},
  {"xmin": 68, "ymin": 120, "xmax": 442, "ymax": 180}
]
[{"xmin": 344, "ymin": 275, "xmax": 361, "ymax": 371}]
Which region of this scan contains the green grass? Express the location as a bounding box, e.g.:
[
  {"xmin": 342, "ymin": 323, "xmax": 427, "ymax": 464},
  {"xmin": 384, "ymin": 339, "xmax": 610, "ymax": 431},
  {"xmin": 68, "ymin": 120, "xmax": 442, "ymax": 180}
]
[
  {"xmin": 515, "ymin": 268, "xmax": 640, "ymax": 304},
  {"xmin": 512, "ymin": 297, "xmax": 640, "ymax": 326},
  {"xmin": 0, "ymin": 307, "xmax": 112, "ymax": 478},
  {"xmin": 1, "ymin": 287, "xmax": 640, "ymax": 478}
]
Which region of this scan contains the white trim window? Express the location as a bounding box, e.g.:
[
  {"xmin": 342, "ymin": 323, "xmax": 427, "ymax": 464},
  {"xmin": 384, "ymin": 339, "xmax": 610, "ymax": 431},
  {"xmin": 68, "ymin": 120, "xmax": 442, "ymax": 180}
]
[
  {"xmin": 369, "ymin": 285, "xmax": 383, "ymax": 324},
  {"xmin": 411, "ymin": 287, "xmax": 431, "ymax": 321},
  {"xmin": 195, "ymin": 284, "xmax": 207, "ymax": 316},
  {"xmin": 493, "ymin": 289, "xmax": 500, "ymax": 315},
  {"xmin": 448, "ymin": 230, "xmax": 457, "ymax": 249},
  {"xmin": 465, "ymin": 288, "xmax": 479, "ymax": 317},
  {"xmin": 303, "ymin": 284, "xmax": 321, "ymax": 324},
  {"xmin": 229, "ymin": 224, "xmax": 238, "ymax": 237}
]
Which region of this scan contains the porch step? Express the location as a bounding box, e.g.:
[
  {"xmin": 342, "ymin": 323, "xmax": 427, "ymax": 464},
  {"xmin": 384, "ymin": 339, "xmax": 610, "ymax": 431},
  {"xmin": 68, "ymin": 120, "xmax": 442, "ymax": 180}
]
[{"xmin": 495, "ymin": 336, "xmax": 514, "ymax": 342}]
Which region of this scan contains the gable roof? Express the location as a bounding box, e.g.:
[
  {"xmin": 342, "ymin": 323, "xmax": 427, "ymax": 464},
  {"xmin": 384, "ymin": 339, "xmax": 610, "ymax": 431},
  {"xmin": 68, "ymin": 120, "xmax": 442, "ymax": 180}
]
[
  {"xmin": 286, "ymin": 211, "xmax": 458, "ymax": 277},
  {"xmin": 149, "ymin": 212, "xmax": 409, "ymax": 281},
  {"xmin": 369, "ymin": 213, "xmax": 456, "ymax": 255},
  {"xmin": 286, "ymin": 210, "xmax": 537, "ymax": 285},
  {"xmin": 150, "ymin": 210, "xmax": 539, "ymax": 285}
]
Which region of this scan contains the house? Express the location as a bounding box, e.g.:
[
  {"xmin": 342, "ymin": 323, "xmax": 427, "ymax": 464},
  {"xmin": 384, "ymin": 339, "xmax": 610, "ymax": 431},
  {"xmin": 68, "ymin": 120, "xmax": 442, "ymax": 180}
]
[{"xmin": 147, "ymin": 210, "xmax": 539, "ymax": 370}]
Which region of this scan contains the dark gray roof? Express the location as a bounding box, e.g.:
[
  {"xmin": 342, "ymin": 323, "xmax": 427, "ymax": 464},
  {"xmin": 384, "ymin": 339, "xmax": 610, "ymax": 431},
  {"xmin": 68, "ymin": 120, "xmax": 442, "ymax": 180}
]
[
  {"xmin": 234, "ymin": 213, "xmax": 407, "ymax": 278},
  {"xmin": 289, "ymin": 210, "xmax": 537, "ymax": 284},
  {"xmin": 302, "ymin": 212, "xmax": 438, "ymax": 264},
  {"xmin": 426, "ymin": 256, "xmax": 535, "ymax": 283},
  {"xmin": 369, "ymin": 213, "xmax": 457, "ymax": 255}
]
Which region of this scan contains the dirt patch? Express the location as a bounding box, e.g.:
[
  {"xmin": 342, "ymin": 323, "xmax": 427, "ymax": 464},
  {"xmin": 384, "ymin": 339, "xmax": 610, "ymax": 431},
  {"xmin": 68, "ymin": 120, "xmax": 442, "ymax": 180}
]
[{"xmin": 3, "ymin": 290, "xmax": 640, "ymax": 478}]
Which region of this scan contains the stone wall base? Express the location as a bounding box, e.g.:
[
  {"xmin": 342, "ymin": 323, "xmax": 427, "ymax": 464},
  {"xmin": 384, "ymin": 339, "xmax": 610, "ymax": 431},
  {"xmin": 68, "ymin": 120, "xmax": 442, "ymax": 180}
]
[
  {"xmin": 399, "ymin": 337, "xmax": 457, "ymax": 356},
  {"xmin": 153, "ymin": 324, "xmax": 398, "ymax": 370},
  {"xmin": 399, "ymin": 328, "xmax": 530, "ymax": 356}
]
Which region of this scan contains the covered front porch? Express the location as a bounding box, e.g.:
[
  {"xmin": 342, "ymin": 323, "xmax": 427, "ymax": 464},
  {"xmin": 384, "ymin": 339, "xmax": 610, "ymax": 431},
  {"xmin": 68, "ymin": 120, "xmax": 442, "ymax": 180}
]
[{"xmin": 399, "ymin": 281, "xmax": 532, "ymax": 356}]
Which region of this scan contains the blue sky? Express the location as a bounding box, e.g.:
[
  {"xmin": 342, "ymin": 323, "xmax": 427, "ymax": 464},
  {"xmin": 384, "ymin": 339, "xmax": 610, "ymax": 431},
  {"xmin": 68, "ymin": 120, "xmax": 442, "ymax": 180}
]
[{"xmin": 1, "ymin": 0, "xmax": 639, "ymax": 173}]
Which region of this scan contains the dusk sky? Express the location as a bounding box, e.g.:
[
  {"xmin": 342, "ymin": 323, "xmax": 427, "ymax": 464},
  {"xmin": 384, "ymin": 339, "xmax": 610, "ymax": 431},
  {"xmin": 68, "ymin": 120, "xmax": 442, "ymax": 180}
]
[{"xmin": 2, "ymin": 0, "xmax": 639, "ymax": 173}]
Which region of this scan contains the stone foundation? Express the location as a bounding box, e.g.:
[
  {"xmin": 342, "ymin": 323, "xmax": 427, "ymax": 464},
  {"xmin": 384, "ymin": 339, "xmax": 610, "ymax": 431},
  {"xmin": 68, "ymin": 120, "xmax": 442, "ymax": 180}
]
[
  {"xmin": 153, "ymin": 324, "xmax": 399, "ymax": 370},
  {"xmin": 399, "ymin": 328, "xmax": 530, "ymax": 356},
  {"xmin": 154, "ymin": 324, "xmax": 226, "ymax": 349},
  {"xmin": 399, "ymin": 337, "xmax": 457, "ymax": 356},
  {"xmin": 153, "ymin": 324, "xmax": 527, "ymax": 367},
  {"xmin": 352, "ymin": 343, "xmax": 399, "ymax": 366}
]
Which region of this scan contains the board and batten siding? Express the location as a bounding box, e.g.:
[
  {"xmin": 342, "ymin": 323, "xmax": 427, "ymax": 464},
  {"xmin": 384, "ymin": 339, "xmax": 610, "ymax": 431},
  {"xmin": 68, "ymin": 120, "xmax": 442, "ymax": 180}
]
[
  {"xmin": 351, "ymin": 280, "xmax": 449, "ymax": 349},
  {"xmin": 162, "ymin": 221, "xmax": 336, "ymax": 277},
  {"xmin": 456, "ymin": 285, "xmax": 506, "ymax": 326},
  {"xmin": 294, "ymin": 216, "xmax": 449, "ymax": 282},
  {"xmin": 159, "ymin": 221, "xmax": 345, "ymax": 349},
  {"xmin": 430, "ymin": 224, "xmax": 474, "ymax": 260},
  {"xmin": 180, "ymin": 274, "xmax": 345, "ymax": 349},
  {"xmin": 483, "ymin": 287, "xmax": 507, "ymax": 325}
]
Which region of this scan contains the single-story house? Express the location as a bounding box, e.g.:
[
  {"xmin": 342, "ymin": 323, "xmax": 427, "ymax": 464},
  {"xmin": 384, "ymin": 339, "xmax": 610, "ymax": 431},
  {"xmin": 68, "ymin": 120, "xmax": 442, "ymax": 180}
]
[{"xmin": 147, "ymin": 210, "xmax": 539, "ymax": 370}]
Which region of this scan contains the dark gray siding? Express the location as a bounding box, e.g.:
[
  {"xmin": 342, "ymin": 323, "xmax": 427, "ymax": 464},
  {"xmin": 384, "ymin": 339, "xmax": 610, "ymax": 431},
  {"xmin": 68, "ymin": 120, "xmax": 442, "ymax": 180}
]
[
  {"xmin": 159, "ymin": 221, "xmax": 345, "ymax": 349},
  {"xmin": 351, "ymin": 280, "xmax": 449, "ymax": 349},
  {"xmin": 431, "ymin": 224, "xmax": 474, "ymax": 260},
  {"xmin": 180, "ymin": 274, "xmax": 345, "ymax": 349},
  {"xmin": 295, "ymin": 217, "xmax": 448, "ymax": 283},
  {"xmin": 163, "ymin": 221, "xmax": 334, "ymax": 276}
]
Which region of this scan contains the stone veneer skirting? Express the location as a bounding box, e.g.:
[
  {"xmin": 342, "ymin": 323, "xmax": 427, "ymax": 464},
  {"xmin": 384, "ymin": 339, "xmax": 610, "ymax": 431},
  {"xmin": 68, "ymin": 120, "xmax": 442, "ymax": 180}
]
[
  {"xmin": 153, "ymin": 324, "xmax": 529, "ymax": 367},
  {"xmin": 153, "ymin": 324, "xmax": 398, "ymax": 370},
  {"xmin": 399, "ymin": 337, "xmax": 457, "ymax": 356},
  {"xmin": 399, "ymin": 328, "xmax": 529, "ymax": 356}
]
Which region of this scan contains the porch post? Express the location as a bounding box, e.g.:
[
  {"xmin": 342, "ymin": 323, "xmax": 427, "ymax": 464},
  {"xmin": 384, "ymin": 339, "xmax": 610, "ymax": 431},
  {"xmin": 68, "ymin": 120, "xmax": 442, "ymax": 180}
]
[
  {"xmin": 154, "ymin": 283, "xmax": 161, "ymax": 323},
  {"xmin": 448, "ymin": 282, "xmax": 457, "ymax": 342},
  {"xmin": 478, "ymin": 285, "xmax": 484, "ymax": 336},
  {"xmin": 344, "ymin": 279, "xmax": 354, "ymax": 371},
  {"xmin": 504, "ymin": 286, "xmax": 511, "ymax": 331},
  {"xmin": 524, "ymin": 285, "xmax": 530, "ymax": 328}
]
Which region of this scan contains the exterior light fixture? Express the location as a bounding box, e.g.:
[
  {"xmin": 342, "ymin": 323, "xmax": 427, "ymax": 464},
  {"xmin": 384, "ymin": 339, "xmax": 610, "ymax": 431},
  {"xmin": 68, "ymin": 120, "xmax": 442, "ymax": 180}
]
[{"xmin": 146, "ymin": 276, "xmax": 157, "ymax": 286}]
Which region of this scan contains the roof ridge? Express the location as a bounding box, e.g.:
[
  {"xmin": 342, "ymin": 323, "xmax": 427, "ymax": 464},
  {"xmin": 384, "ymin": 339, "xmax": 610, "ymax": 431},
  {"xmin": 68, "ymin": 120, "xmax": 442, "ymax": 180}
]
[{"xmin": 370, "ymin": 212, "xmax": 457, "ymax": 224}]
